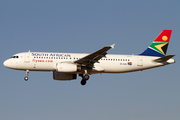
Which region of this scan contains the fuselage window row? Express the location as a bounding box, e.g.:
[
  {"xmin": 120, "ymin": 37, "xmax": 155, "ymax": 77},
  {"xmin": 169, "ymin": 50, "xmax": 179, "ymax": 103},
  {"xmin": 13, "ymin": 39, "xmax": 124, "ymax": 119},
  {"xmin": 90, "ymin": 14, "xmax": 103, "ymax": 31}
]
[{"xmin": 33, "ymin": 56, "xmax": 130, "ymax": 62}]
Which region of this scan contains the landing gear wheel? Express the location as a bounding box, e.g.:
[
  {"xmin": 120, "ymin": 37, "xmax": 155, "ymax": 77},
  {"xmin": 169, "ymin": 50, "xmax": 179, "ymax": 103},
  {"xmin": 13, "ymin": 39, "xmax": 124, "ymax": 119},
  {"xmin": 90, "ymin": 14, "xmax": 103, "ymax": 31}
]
[
  {"xmin": 81, "ymin": 79, "xmax": 87, "ymax": 85},
  {"xmin": 24, "ymin": 70, "xmax": 29, "ymax": 81},
  {"xmin": 24, "ymin": 76, "xmax": 28, "ymax": 81},
  {"xmin": 79, "ymin": 73, "xmax": 90, "ymax": 85},
  {"xmin": 84, "ymin": 74, "xmax": 90, "ymax": 80}
]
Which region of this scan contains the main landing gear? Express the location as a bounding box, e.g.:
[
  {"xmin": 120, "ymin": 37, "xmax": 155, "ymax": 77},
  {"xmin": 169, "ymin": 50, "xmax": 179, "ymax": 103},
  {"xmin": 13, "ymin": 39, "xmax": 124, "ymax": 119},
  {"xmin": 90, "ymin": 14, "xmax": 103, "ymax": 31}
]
[
  {"xmin": 24, "ymin": 70, "xmax": 29, "ymax": 81},
  {"xmin": 80, "ymin": 74, "xmax": 90, "ymax": 86}
]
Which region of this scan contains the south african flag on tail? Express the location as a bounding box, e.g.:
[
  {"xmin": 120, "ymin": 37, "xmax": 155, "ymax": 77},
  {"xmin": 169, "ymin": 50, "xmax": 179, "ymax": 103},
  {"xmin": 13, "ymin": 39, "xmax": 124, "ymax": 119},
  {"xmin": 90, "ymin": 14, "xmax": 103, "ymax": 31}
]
[{"xmin": 140, "ymin": 30, "xmax": 172, "ymax": 57}]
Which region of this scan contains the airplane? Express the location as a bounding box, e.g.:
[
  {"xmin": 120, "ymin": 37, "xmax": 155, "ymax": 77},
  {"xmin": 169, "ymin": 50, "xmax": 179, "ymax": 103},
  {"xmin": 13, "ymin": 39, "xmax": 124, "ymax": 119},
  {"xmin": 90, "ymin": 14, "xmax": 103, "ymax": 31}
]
[{"xmin": 3, "ymin": 30, "xmax": 175, "ymax": 85}]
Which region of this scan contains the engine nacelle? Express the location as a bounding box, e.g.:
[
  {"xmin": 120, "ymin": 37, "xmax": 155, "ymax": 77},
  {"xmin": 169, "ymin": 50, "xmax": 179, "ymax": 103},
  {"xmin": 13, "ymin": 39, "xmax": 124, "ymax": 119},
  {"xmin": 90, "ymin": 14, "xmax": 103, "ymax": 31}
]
[
  {"xmin": 55, "ymin": 63, "xmax": 77, "ymax": 73},
  {"xmin": 53, "ymin": 72, "xmax": 77, "ymax": 81}
]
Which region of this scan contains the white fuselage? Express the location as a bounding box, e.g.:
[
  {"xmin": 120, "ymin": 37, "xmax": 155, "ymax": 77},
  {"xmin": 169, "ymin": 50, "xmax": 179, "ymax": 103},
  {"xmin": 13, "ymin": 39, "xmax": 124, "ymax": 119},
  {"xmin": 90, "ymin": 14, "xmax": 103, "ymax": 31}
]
[{"xmin": 3, "ymin": 52, "xmax": 175, "ymax": 74}]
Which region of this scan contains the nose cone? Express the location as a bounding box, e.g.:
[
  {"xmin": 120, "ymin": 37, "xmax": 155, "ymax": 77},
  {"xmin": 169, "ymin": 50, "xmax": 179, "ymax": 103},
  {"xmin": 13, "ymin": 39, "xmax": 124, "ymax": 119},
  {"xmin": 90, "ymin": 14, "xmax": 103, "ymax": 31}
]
[
  {"xmin": 3, "ymin": 59, "xmax": 18, "ymax": 69},
  {"xmin": 3, "ymin": 60, "xmax": 9, "ymax": 68}
]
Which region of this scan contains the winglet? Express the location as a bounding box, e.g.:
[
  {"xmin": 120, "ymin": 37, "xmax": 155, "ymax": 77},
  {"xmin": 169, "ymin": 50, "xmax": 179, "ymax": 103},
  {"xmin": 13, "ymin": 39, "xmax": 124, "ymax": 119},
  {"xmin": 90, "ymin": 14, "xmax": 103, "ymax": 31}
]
[{"xmin": 110, "ymin": 44, "xmax": 115, "ymax": 49}]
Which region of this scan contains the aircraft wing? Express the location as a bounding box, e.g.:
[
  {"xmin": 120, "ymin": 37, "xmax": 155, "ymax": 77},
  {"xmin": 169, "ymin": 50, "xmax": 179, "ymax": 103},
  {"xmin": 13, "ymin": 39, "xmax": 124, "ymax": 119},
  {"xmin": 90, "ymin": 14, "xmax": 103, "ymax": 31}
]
[{"xmin": 74, "ymin": 44, "xmax": 115, "ymax": 67}]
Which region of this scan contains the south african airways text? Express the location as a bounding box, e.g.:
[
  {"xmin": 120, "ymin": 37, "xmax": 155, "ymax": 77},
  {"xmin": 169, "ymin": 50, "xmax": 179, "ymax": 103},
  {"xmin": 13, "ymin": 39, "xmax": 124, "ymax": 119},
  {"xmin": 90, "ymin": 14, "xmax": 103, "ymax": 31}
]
[{"xmin": 31, "ymin": 53, "xmax": 71, "ymax": 57}]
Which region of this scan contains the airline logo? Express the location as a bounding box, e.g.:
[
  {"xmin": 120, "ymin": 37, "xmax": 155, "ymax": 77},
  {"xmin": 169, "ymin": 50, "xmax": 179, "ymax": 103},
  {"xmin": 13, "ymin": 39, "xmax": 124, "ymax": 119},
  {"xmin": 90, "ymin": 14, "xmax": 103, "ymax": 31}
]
[
  {"xmin": 149, "ymin": 30, "xmax": 172, "ymax": 55},
  {"xmin": 140, "ymin": 30, "xmax": 172, "ymax": 57},
  {"xmin": 149, "ymin": 39, "xmax": 169, "ymax": 55}
]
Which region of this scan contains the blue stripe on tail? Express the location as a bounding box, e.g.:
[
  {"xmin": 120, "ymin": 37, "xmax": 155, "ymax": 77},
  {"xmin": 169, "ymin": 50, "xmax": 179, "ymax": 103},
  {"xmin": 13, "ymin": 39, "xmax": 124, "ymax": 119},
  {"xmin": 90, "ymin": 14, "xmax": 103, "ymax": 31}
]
[{"xmin": 140, "ymin": 48, "xmax": 165, "ymax": 57}]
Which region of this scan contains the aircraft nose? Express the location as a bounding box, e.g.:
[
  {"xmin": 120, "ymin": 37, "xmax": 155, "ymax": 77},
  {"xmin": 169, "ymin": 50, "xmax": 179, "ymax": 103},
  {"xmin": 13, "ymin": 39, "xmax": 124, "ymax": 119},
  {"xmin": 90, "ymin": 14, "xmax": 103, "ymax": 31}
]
[
  {"xmin": 3, "ymin": 60, "xmax": 9, "ymax": 68},
  {"xmin": 3, "ymin": 59, "xmax": 19, "ymax": 69}
]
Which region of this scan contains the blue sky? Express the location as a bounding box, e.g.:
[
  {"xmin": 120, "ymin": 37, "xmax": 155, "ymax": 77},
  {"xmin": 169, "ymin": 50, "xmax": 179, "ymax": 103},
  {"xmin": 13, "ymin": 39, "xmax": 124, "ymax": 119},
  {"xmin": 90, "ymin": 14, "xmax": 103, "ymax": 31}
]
[{"xmin": 0, "ymin": 0, "xmax": 179, "ymax": 120}]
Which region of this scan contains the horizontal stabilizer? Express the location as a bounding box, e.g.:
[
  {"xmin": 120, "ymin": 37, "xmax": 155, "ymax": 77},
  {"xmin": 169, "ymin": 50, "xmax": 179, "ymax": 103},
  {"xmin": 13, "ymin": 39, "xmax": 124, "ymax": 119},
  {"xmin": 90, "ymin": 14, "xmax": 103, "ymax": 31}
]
[{"xmin": 153, "ymin": 55, "xmax": 175, "ymax": 62}]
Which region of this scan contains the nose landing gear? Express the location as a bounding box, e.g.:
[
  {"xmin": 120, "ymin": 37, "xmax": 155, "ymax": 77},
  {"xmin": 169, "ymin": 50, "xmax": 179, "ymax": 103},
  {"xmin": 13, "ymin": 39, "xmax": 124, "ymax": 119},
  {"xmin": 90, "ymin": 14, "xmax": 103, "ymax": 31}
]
[{"xmin": 24, "ymin": 70, "xmax": 29, "ymax": 81}]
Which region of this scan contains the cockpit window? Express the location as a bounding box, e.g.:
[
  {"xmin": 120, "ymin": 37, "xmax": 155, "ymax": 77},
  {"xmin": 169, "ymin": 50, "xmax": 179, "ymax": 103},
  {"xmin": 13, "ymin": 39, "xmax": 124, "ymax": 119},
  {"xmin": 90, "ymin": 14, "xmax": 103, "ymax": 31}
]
[{"xmin": 11, "ymin": 56, "xmax": 19, "ymax": 58}]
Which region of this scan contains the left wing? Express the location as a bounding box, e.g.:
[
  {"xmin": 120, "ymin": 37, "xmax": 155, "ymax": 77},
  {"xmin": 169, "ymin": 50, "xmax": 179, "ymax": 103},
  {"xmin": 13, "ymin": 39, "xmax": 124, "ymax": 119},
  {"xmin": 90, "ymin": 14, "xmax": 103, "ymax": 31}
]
[{"xmin": 74, "ymin": 44, "xmax": 115, "ymax": 67}]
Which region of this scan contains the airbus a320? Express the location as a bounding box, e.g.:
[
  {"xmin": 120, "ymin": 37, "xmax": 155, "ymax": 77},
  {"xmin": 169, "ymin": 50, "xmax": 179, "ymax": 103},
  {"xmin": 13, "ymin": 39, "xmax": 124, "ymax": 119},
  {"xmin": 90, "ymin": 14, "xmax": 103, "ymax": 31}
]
[{"xmin": 3, "ymin": 30, "xmax": 175, "ymax": 85}]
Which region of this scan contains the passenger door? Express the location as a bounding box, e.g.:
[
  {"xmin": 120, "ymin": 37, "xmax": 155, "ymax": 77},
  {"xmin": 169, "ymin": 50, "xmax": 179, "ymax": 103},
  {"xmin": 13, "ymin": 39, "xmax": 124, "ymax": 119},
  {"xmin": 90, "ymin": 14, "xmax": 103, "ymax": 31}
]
[{"xmin": 24, "ymin": 52, "xmax": 30, "ymax": 64}]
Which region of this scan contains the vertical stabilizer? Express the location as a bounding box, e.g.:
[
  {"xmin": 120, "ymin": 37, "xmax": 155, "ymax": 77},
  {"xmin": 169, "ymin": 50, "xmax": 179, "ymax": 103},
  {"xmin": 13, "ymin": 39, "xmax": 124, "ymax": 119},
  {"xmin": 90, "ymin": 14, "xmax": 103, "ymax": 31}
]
[{"xmin": 140, "ymin": 30, "xmax": 172, "ymax": 57}]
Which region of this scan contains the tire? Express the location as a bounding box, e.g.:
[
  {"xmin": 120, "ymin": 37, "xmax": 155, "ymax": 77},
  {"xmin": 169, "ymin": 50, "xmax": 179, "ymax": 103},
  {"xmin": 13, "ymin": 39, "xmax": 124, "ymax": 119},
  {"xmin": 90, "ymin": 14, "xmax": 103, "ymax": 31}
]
[
  {"xmin": 24, "ymin": 76, "xmax": 28, "ymax": 81},
  {"xmin": 84, "ymin": 74, "xmax": 89, "ymax": 80},
  {"xmin": 81, "ymin": 80, "xmax": 86, "ymax": 85}
]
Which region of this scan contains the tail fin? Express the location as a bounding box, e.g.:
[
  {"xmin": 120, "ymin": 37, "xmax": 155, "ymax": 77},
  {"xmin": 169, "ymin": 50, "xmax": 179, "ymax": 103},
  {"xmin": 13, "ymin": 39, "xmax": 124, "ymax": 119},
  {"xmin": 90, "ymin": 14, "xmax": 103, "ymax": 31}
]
[{"xmin": 140, "ymin": 30, "xmax": 172, "ymax": 57}]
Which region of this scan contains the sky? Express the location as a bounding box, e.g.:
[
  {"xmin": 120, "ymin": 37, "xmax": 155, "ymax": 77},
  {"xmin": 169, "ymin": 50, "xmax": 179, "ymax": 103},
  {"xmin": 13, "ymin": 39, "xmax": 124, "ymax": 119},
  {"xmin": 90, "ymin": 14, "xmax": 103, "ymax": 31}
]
[{"xmin": 0, "ymin": 0, "xmax": 180, "ymax": 120}]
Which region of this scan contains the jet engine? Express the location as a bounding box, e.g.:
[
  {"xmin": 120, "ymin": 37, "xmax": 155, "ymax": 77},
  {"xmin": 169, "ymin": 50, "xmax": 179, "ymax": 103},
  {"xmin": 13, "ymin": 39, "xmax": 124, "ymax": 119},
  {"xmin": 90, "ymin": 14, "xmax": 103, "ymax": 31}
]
[
  {"xmin": 53, "ymin": 72, "xmax": 77, "ymax": 80},
  {"xmin": 55, "ymin": 63, "xmax": 78, "ymax": 73}
]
